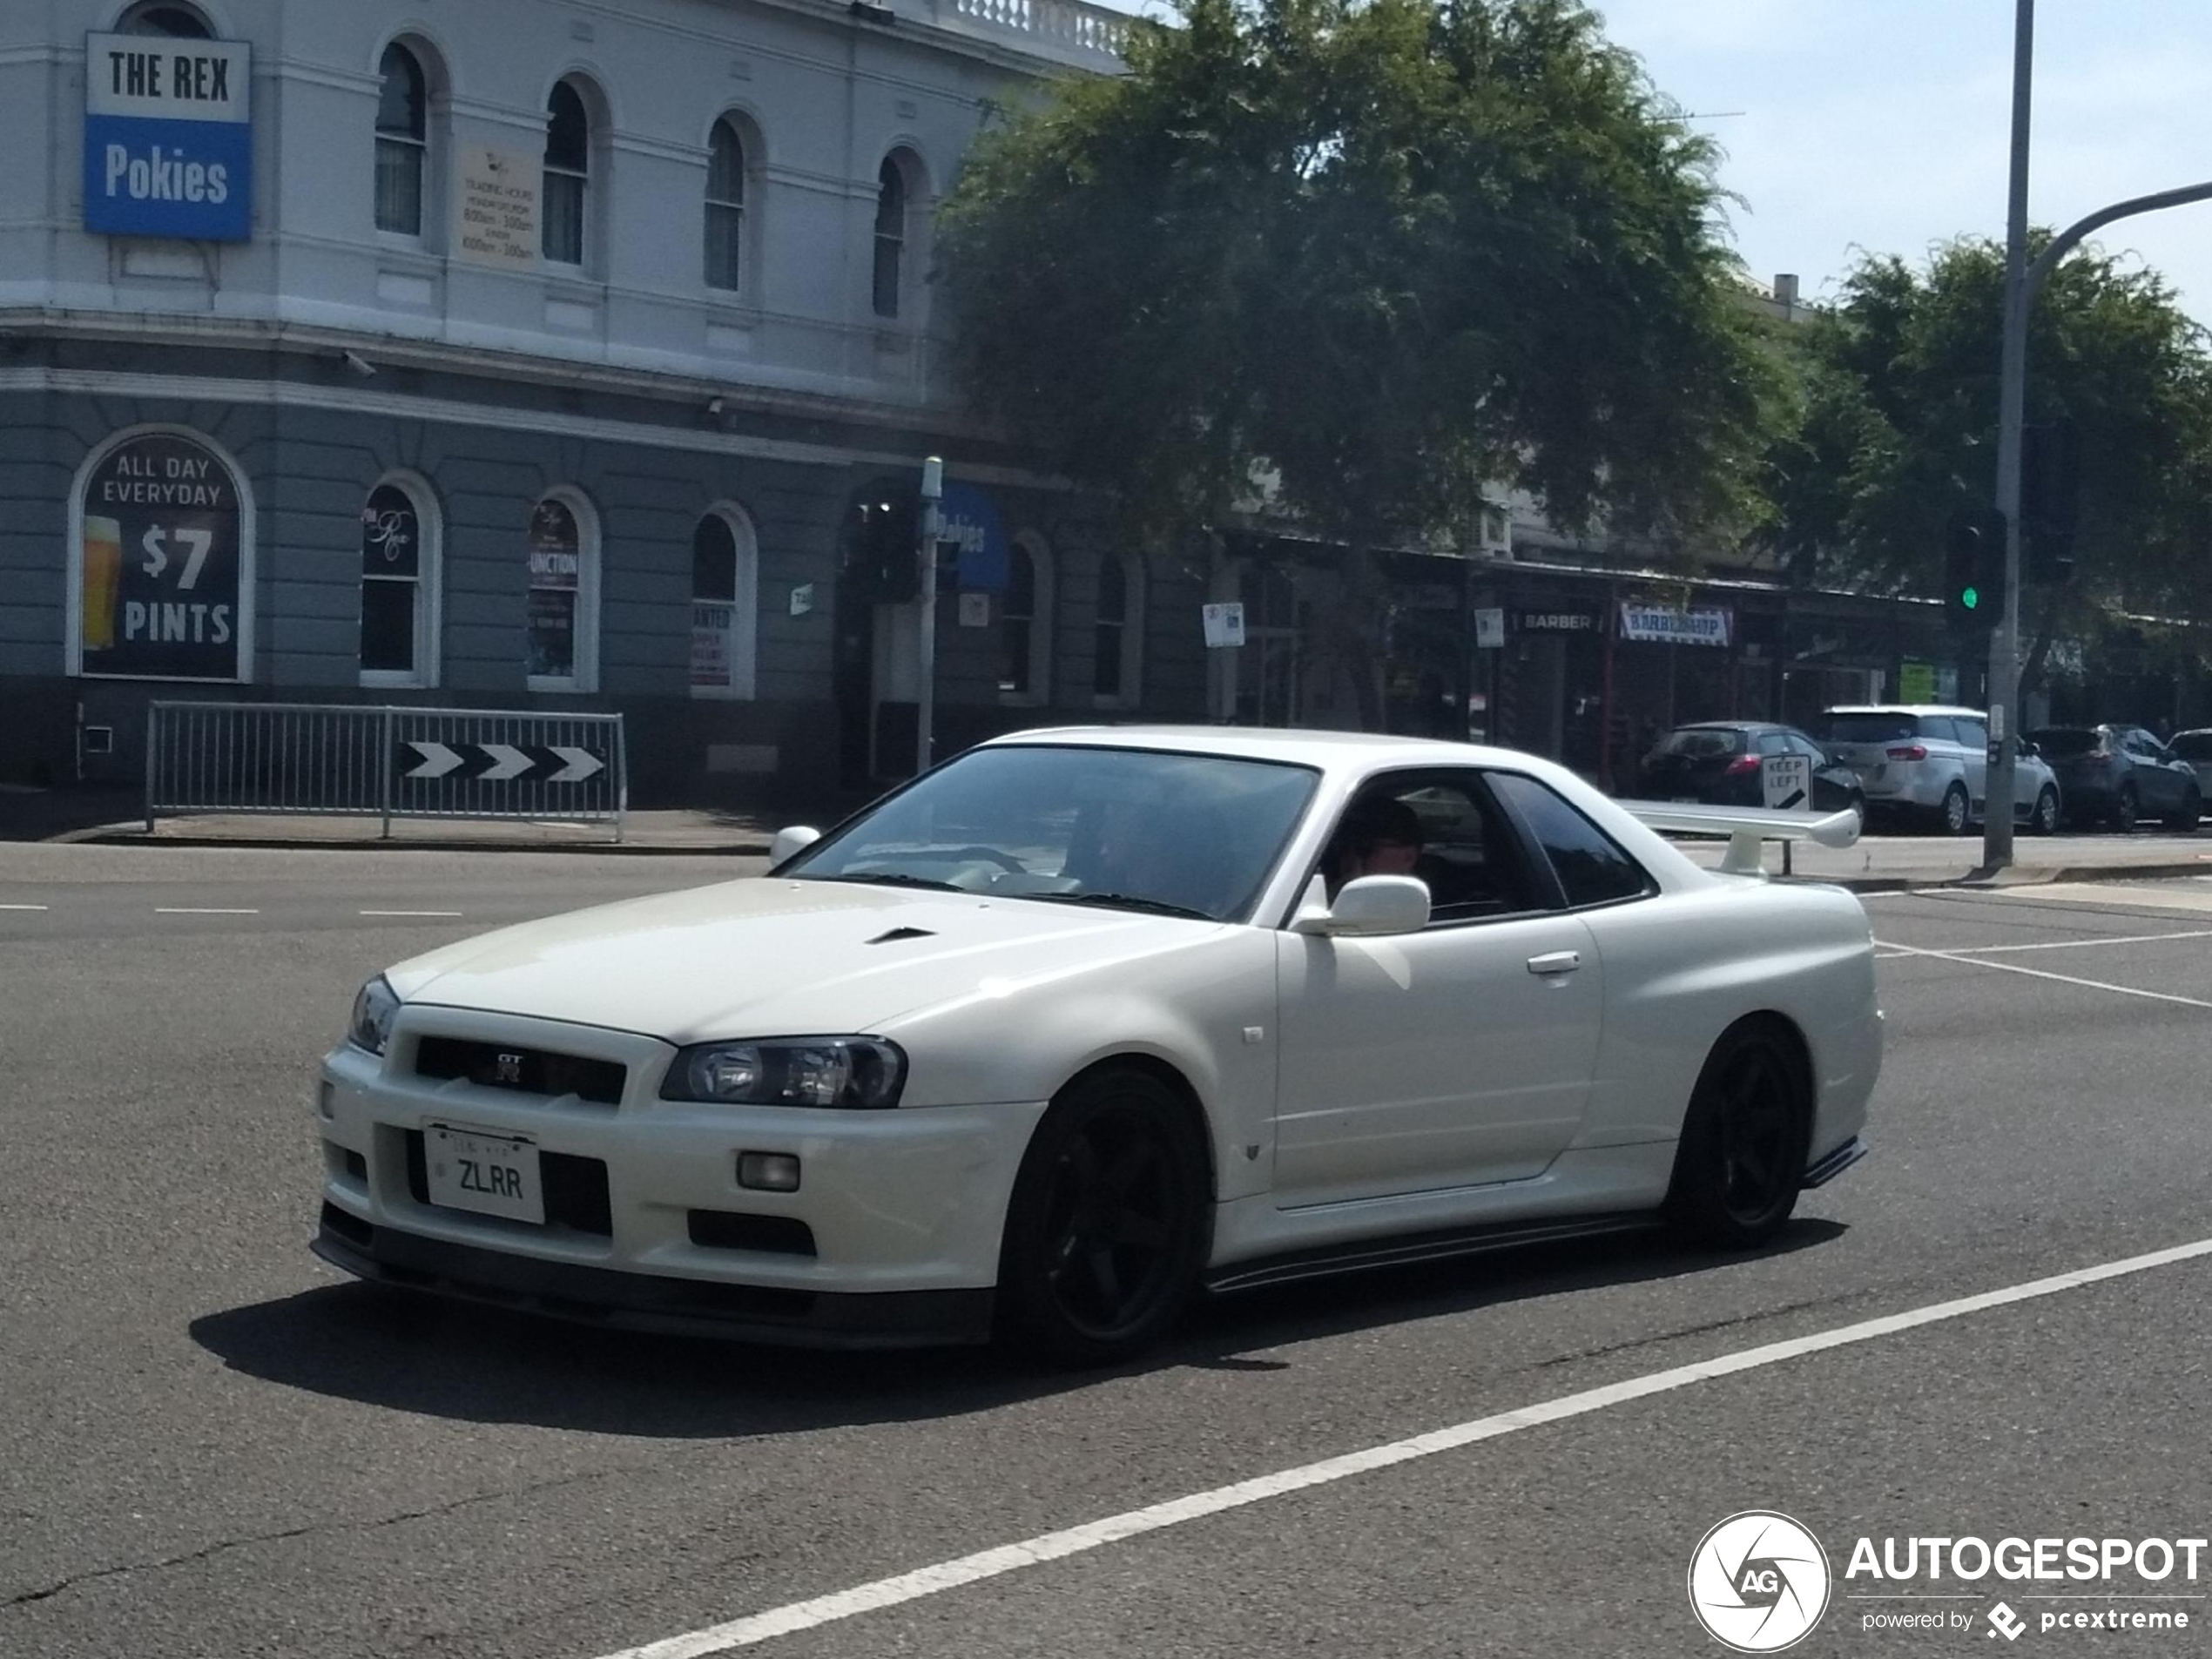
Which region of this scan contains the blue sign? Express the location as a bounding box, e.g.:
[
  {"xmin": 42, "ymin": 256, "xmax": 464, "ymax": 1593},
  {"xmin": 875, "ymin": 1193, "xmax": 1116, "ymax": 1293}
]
[
  {"xmin": 939, "ymin": 482, "xmax": 1010, "ymax": 592},
  {"xmin": 83, "ymin": 33, "xmax": 253, "ymax": 243}
]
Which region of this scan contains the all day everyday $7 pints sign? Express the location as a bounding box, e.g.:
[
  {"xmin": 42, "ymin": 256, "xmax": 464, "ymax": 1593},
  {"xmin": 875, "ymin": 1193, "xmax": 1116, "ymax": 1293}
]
[{"xmin": 83, "ymin": 32, "xmax": 253, "ymax": 242}]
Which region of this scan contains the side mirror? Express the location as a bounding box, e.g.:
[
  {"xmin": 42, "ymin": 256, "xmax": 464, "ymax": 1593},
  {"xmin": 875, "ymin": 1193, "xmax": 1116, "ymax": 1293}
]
[
  {"xmin": 1292, "ymin": 874, "xmax": 1431, "ymax": 937},
  {"xmin": 768, "ymin": 825, "xmax": 821, "ymax": 866},
  {"xmin": 2020, "ymin": 740, "xmax": 2040, "ymax": 759}
]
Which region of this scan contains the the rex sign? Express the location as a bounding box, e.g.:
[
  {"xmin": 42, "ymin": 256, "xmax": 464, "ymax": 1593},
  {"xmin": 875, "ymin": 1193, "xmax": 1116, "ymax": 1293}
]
[{"xmin": 83, "ymin": 32, "xmax": 253, "ymax": 242}]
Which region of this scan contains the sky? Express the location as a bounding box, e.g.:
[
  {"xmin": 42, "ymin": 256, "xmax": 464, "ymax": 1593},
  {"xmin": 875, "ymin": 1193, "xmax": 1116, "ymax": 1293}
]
[
  {"xmin": 1093, "ymin": 0, "xmax": 2212, "ymax": 328},
  {"xmin": 1591, "ymin": 0, "xmax": 2212, "ymax": 327}
]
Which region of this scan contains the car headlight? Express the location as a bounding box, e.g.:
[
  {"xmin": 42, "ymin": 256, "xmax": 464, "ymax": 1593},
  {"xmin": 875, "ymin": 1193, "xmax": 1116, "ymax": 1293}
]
[
  {"xmin": 348, "ymin": 974, "xmax": 401, "ymax": 1055},
  {"xmin": 660, "ymin": 1035, "xmax": 907, "ymax": 1109}
]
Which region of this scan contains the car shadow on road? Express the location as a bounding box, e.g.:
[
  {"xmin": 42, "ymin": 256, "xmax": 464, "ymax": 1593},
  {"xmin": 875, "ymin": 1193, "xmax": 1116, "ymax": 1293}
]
[{"xmin": 188, "ymin": 1218, "xmax": 1846, "ymax": 1439}]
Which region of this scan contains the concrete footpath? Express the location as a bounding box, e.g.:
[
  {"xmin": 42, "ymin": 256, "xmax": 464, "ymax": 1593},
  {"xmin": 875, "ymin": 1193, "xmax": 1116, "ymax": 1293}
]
[{"xmin": 4, "ymin": 786, "xmax": 2208, "ymax": 889}]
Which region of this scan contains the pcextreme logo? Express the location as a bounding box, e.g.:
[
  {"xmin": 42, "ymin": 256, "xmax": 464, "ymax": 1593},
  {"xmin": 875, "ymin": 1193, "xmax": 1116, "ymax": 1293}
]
[{"xmin": 1689, "ymin": 1511, "xmax": 1834, "ymax": 1652}]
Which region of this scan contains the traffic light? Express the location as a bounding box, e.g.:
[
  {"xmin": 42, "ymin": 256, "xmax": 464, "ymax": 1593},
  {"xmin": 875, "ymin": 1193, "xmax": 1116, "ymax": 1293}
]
[
  {"xmin": 1946, "ymin": 507, "xmax": 2008, "ymax": 635},
  {"xmin": 2021, "ymin": 420, "xmax": 2079, "ymax": 585}
]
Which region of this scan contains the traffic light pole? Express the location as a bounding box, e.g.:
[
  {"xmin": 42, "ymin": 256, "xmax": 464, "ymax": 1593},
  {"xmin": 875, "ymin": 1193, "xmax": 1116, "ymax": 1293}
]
[
  {"xmin": 916, "ymin": 455, "xmax": 943, "ymax": 777},
  {"xmin": 1981, "ymin": 0, "xmax": 2212, "ymax": 869}
]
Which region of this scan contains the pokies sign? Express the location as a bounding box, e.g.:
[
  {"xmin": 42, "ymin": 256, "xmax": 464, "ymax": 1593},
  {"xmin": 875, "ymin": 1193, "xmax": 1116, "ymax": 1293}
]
[
  {"xmin": 77, "ymin": 433, "xmax": 248, "ymax": 681},
  {"xmin": 83, "ymin": 33, "xmax": 253, "ymax": 242}
]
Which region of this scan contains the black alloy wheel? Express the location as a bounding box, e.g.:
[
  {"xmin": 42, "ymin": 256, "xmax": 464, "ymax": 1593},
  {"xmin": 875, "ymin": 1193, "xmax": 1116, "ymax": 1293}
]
[
  {"xmin": 998, "ymin": 1068, "xmax": 1208, "ymax": 1366},
  {"xmin": 2031, "ymin": 787, "xmax": 2060, "ymax": 836},
  {"xmin": 1667, "ymin": 1020, "xmax": 1811, "ymax": 1250}
]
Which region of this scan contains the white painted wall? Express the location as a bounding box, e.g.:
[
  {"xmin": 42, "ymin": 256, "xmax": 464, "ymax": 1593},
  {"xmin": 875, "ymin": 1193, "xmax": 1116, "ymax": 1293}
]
[{"xmin": 0, "ymin": 0, "xmax": 1125, "ymax": 406}]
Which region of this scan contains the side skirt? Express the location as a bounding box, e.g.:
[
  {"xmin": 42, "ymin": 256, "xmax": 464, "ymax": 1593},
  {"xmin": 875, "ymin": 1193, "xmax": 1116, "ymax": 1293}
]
[{"xmin": 1202, "ymin": 1212, "xmax": 1662, "ymax": 1297}]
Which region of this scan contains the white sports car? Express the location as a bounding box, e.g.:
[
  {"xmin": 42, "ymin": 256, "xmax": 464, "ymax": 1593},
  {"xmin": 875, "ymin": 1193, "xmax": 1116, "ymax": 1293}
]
[{"xmin": 312, "ymin": 727, "xmax": 1879, "ymax": 1364}]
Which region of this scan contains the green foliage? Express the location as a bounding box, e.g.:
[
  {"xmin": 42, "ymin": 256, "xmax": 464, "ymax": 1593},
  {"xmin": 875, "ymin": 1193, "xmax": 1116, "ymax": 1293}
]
[{"xmin": 934, "ymin": 0, "xmax": 1777, "ymax": 557}]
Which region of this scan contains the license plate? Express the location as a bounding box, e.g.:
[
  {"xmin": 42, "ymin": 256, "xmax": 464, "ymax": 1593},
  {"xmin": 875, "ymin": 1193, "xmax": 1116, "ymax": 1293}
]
[{"xmin": 424, "ymin": 1123, "xmax": 544, "ymax": 1224}]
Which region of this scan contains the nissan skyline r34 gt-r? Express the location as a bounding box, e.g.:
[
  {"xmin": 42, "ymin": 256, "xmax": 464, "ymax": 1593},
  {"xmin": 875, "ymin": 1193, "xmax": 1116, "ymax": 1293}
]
[{"xmin": 311, "ymin": 727, "xmax": 1879, "ymax": 1365}]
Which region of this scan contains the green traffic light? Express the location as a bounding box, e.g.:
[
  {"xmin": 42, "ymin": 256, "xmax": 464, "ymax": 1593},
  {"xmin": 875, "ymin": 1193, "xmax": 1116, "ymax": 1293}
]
[{"xmin": 1962, "ymin": 585, "xmax": 1980, "ymax": 610}]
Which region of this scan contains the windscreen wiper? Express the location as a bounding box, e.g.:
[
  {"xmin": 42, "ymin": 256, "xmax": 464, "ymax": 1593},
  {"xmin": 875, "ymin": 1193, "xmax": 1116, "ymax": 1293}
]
[
  {"xmin": 1029, "ymin": 891, "xmax": 1216, "ymax": 921},
  {"xmin": 806, "ymin": 873, "xmax": 967, "ymax": 893}
]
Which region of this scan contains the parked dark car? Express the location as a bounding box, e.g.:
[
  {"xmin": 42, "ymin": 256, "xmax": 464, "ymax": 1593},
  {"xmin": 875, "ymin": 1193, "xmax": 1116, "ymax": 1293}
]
[
  {"xmin": 1635, "ymin": 722, "xmax": 1866, "ymax": 819},
  {"xmin": 2025, "ymin": 725, "xmax": 2203, "ymax": 831}
]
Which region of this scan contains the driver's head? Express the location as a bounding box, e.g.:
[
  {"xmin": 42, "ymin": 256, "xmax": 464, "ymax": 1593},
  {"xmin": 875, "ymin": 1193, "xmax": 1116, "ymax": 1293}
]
[{"xmin": 1333, "ymin": 797, "xmax": 1423, "ymax": 885}]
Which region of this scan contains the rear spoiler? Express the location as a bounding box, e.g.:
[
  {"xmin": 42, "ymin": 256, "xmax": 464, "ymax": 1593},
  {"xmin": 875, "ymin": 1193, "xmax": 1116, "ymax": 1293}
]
[{"xmin": 1620, "ymin": 801, "xmax": 1861, "ymax": 877}]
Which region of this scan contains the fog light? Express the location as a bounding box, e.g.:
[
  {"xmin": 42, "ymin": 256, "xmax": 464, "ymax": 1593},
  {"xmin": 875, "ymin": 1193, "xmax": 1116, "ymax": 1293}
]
[{"xmin": 738, "ymin": 1152, "xmax": 801, "ymax": 1192}]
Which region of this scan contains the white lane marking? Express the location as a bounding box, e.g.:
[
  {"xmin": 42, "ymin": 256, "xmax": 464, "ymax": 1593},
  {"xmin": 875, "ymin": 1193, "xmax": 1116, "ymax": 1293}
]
[
  {"xmin": 1946, "ymin": 927, "xmax": 2212, "ymax": 956},
  {"xmin": 153, "ymin": 907, "xmax": 260, "ymax": 915},
  {"xmin": 0, "ymin": 903, "xmax": 50, "ymax": 911},
  {"xmin": 359, "ymin": 909, "xmax": 464, "ymax": 918},
  {"xmin": 1874, "ymin": 939, "xmax": 2212, "ymax": 1008},
  {"xmin": 592, "ymin": 1236, "xmax": 2212, "ymax": 1659}
]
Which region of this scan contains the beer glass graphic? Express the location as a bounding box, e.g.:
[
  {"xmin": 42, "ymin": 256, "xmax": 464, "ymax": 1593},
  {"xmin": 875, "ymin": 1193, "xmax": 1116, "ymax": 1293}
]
[{"xmin": 82, "ymin": 516, "xmax": 123, "ymax": 652}]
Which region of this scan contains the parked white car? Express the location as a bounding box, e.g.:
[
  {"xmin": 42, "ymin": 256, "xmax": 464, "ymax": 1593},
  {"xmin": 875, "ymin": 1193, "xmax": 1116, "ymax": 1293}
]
[
  {"xmin": 1820, "ymin": 705, "xmax": 2061, "ymax": 835},
  {"xmin": 313, "ymin": 728, "xmax": 1880, "ymax": 1364}
]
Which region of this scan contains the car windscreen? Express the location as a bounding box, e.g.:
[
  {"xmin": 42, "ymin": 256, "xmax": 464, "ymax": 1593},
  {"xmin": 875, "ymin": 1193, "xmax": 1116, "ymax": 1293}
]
[
  {"xmin": 1656, "ymin": 728, "xmax": 1743, "ymax": 759},
  {"xmin": 779, "ymin": 745, "xmax": 1320, "ymax": 921},
  {"xmin": 1824, "ymin": 714, "xmax": 1919, "ymax": 744},
  {"xmin": 2170, "ymin": 732, "xmax": 2212, "ymax": 761},
  {"xmin": 2027, "ymin": 728, "xmax": 2101, "ymax": 758}
]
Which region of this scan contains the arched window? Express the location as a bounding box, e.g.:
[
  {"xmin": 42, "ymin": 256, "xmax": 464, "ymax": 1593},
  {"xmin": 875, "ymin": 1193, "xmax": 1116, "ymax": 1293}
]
[
  {"xmin": 1093, "ymin": 552, "xmax": 1143, "ymax": 707},
  {"xmin": 999, "ymin": 534, "xmax": 1054, "ymax": 705},
  {"xmin": 543, "ymin": 80, "xmax": 591, "ymax": 267},
  {"xmin": 690, "ymin": 506, "xmax": 759, "ymax": 699},
  {"xmin": 527, "ymin": 491, "xmax": 598, "ymax": 691},
  {"xmin": 705, "ymin": 118, "xmax": 748, "ymax": 293},
  {"xmin": 118, "ymin": 3, "xmax": 212, "ymax": 36},
  {"xmin": 360, "ymin": 476, "xmax": 439, "ymax": 686},
  {"xmin": 374, "ymin": 44, "xmax": 428, "ymax": 238},
  {"xmin": 872, "ymin": 157, "xmax": 907, "ymax": 319}
]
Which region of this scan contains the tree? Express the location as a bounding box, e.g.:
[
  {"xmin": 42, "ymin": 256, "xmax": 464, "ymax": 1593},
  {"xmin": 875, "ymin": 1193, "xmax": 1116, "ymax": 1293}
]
[
  {"xmin": 934, "ymin": 0, "xmax": 1777, "ymax": 726},
  {"xmin": 1762, "ymin": 236, "xmax": 2212, "ymax": 695}
]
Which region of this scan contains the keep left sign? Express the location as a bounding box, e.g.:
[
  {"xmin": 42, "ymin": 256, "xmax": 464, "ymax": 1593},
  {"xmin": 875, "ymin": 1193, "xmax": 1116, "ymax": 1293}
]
[{"xmin": 84, "ymin": 32, "xmax": 253, "ymax": 242}]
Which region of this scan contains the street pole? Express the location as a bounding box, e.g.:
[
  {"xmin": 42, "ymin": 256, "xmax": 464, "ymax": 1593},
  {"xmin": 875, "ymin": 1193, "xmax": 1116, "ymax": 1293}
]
[
  {"xmin": 915, "ymin": 455, "xmax": 943, "ymax": 776},
  {"xmin": 1983, "ymin": 0, "xmax": 2034, "ymax": 873}
]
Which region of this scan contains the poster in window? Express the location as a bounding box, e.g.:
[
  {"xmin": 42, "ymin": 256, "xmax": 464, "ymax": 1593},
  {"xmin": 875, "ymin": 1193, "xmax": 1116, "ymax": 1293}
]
[
  {"xmin": 691, "ymin": 601, "xmax": 734, "ymax": 690},
  {"xmin": 78, "ymin": 432, "xmax": 246, "ymax": 680},
  {"xmin": 526, "ymin": 587, "xmax": 576, "ymax": 679}
]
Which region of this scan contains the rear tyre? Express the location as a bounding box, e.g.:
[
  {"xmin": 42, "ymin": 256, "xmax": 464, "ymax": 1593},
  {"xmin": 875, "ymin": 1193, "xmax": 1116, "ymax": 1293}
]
[
  {"xmin": 996, "ymin": 1067, "xmax": 1209, "ymax": 1366},
  {"xmin": 1666, "ymin": 1019, "xmax": 1811, "ymax": 1250},
  {"xmin": 1939, "ymin": 781, "xmax": 1971, "ymax": 836},
  {"xmin": 2114, "ymin": 785, "xmax": 2139, "ymax": 833},
  {"xmin": 2030, "ymin": 786, "xmax": 2060, "ymax": 836},
  {"xmin": 2168, "ymin": 786, "xmax": 2202, "ymax": 833}
]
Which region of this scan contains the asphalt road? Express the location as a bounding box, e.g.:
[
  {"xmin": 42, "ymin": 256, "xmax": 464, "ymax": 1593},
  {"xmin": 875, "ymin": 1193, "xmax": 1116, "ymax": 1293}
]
[{"xmin": 5, "ymin": 847, "xmax": 2212, "ymax": 1658}]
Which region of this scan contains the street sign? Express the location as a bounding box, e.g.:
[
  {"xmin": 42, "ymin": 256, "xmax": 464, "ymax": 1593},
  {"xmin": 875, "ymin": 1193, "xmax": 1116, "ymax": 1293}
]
[
  {"xmin": 401, "ymin": 740, "xmax": 604, "ymax": 784},
  {"xmin": 1761, "ymin": 753, "xmax": 1812, "ymax": 813}
]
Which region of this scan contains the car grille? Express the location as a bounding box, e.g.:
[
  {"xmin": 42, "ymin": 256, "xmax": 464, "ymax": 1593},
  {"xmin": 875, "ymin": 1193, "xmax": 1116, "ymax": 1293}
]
[
  {"xmin": 414, "ymin": 1035, "xmax": 625, "ymax": 1107},
  {"xmin": 403, "ymin": 1129, "xmax": 613, "ymax": 1237}
]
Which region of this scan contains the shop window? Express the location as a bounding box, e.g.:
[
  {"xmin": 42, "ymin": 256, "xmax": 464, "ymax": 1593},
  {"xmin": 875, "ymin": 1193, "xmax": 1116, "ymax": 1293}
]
[
  {"xmin": 361, "ymin": 477, "xmax": 438, "ymax": 687},
  {"xmin": 527, "ymin": 491, "xmax": 598, "ymax": 691},
  {"xmin": 999, "ymin": 534, "xmax": 1054, "ymax": 705},
  {"xmin": 374, "ymin": 44, "xmax": 428, "ymax": 238},
  {"xmin": 705, "ymin": 117, "xmax": 752, "ymax": 294},
  {"xmin": 543, "ymin": 79, "xmax": 594, "ymax": 267},
  {"xmin": 690, "ymin": 504, "xmax": 759, "ymax": 699},
  {"xmin": 1093, "ymin": 552, "xmax": 1143, "ymax": 707},
  {"xmin": 872, "ymin": 156, "xmax": 907, "ymax": 319}
]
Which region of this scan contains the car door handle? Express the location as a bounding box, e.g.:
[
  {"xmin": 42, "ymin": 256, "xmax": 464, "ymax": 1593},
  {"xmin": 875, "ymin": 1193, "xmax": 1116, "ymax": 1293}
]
[{"xmin": 1527, "ymin": 951, "xmax": 1581, "ymax": 977}]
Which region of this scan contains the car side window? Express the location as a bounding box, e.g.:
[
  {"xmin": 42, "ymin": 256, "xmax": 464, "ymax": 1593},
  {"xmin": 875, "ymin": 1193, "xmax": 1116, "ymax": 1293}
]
[
  {"xmin": 1788, "ymin": 733, "xmax": 1829, "ymax": 762},
  {"xmin": 1489, "ymin": 773, "xmax": 1656, "ymax": 909},
  {"xmin": 1954, "ymin": 718, "xmax": 1988, "ymax": 750},
  {"xmin": 1918, "ymin": 716, "xmax": 1959, "ymax": 745},
  {"xmin": 1321, "ymin": 772, "xmax": 1546, "ymax": 926},
  {"xmin": 1755, "ymin": 731, "xmax": 1791, "ymax": 757}
]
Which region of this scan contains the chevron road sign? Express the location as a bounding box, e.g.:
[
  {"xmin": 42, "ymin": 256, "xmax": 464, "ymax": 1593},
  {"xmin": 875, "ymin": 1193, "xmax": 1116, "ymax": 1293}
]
[{"xmin": 401, "ymin": 739, "xmax": 605, "ymax": 785}]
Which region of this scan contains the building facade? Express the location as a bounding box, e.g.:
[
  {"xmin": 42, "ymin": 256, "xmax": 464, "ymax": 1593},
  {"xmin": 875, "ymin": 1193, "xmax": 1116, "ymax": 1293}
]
[{"xmin": 0, "ymin": 0, "xmax": 1207, "ymax": 801}]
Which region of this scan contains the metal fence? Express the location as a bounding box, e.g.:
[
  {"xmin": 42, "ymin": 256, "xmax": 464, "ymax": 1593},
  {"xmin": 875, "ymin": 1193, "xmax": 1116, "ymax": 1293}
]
[{"xmin": 146, "ymin": 703, "xmax": 628, "ymax": 839}]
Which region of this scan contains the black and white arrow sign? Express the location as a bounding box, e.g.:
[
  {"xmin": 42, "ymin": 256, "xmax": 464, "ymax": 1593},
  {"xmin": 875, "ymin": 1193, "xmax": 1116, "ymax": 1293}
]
[{"xmin": 401, "ymin": 741, "xmax": 606, "ymax": 785}]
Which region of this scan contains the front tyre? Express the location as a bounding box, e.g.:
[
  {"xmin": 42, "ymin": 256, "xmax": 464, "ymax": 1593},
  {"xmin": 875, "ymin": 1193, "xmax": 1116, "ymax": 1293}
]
[
  {"xmin": 996, "ymin": 1067, "xmax": 1209, "ymax": 1366},
  {"xmin": 2030, "ymin": 786, "xmax": 2060, "ymax": 836},
  {"xmin": 1666, "ymin": 1019, "xmax": 1812, "ymax": 1250}
]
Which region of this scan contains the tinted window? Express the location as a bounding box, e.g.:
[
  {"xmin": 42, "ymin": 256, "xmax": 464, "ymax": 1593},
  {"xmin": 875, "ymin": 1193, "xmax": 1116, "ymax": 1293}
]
[
  {"xmin": 2171, "ymin": 733, "xmax": 2212, "ymax": 761},
  {"xmin": 1786, "ymin": 732, "xmax": 1829, "ymax": 761},
  {"xmin": 2029, "ymin": 728, "xmax": 2101, "ymax": 758},
  {"xmin": 1324, "ymin": 772, "xmax": 1542, "ymax": 924},
  {"xmin": 1491, "ymin": 774, "xmax": 1654, "ymax": 908},
  {"xmin": 1825, "ymin": 713, "xmax": 1919, "ymax": 744},
  {"xmin": 1659, "ymin": 728, "xmax": 1741, "ymax": 759},
  {"xmin": 1755, "ymin": 731, "xmax": 1791, "ymax": 756},
  {"xmin": 1953, "ymin": 718, "xmax": 1988, "ymax": 747}
]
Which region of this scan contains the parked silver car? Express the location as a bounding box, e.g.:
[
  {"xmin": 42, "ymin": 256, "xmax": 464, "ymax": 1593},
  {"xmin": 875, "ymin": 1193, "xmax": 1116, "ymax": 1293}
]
[{"xmin": 1820, "ymin": 705, "xmax": 2061, "ymax": 835}]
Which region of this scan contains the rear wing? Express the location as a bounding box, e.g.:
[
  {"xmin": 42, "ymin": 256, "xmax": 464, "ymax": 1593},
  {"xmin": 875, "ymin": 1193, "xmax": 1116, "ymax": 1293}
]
[{"xmin": 1620, "ymin": 801, "xmax": 1861, "ymax": 877}]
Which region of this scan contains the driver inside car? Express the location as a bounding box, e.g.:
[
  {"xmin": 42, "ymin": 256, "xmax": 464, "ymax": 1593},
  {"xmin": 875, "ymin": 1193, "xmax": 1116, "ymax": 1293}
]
[{"xmin": 1324, "ymin": 796, "xmax": 1426, "ymax": 898}]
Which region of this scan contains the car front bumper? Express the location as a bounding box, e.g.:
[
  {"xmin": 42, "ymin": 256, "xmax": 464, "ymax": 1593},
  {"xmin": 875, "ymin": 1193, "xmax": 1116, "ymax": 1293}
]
[{"xmin": 313, "ymin": 1016, "xmax": 1049, "ymax": 1347}]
